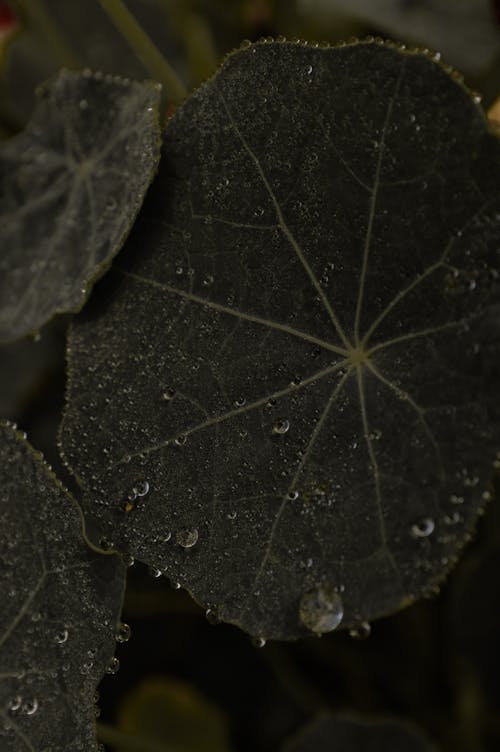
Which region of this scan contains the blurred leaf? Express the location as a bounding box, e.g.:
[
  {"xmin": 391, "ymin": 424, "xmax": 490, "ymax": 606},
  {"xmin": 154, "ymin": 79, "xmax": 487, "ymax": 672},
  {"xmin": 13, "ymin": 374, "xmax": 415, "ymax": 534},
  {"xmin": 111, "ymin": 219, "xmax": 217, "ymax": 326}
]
[
  {"xmin": 60, "ymin": 40, "xmax": 500, "ymax": 641},
  {"xmin": 283, "ymin": 712, "xmax": 440, "ymax": 751},
  {"xmin": 298, "ymin": 0, "xmax": 500, "ymax": 75},
  {"xmin": 0, "ymin": 67, "xmax": 161, "ymax": 343},
  {"xmin": 0, "ymin": 421, "xmax": 126, "ymax": 751},
  {"xmin": 115, "ymin": 676, "xmax": 231, "ymax": 752}
]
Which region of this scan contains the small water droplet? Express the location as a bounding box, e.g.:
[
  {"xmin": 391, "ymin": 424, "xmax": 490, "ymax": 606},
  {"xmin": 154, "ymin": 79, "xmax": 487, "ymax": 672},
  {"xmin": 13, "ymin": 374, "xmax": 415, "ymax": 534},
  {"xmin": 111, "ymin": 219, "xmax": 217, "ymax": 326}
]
[
  {"xmin": 136, "ymin": 480, "xmax": 149, "ymax": 497},
  {"xmin": 123, "ymin": 553, "xmax": 135, "ymax": 567},
  {"xmin": 162, "ymin": 388, "xmax": 175, "ymax": 401},
  {"xmin": 299, "ymin": 586, "xmax": 344, "ymax": 633},
  {"xmin": 234, "ymin": 396, "xmax": 246, "ymax": 407},
  {"xmin": 306, "ymin": 64, "xmax": 313, "ymax": 75},
  {"xmin": 202, "ymin": 275, "xmax": 214, "ymax": 286},
  {"xmin": 23, "ymin": 698, "xmax": 38, "ymax": 716},
  {"xmin": 206, "ymin": 608, "xmax": 220, "ymax": 625},
  {"xmin": 349, "ymin": 621, "xmax": 371, "ymax": 640},
  {"xmin": 174, "ymin": 434, "xmax": 187, "ymax": 446},
  {"xmin": 227, "ymin": 510, "xmax": 237, "ymax": 520},
  {"xmin": 450, "ymin": 494, "xmax": 464, "ymax": 504},
  {"xmin": 149, "ymin": 567, "xmax": 162, "ymax": 578},
  {"xmin": 411, "ymin": 517, "xmax": 435, "ymax": 538},
  {"xmin": 8, "ymin": 696, "xmax": 22, "ymax": 712},
  {"xmin": 171, "ymin": 581, "xmax": 181, "ymax": 590},
  {"xmin": 106, "ymin": 657, "xmax": 120, "ymax": 675},
  {"xmin": 54, "ymin": 628, "xmax": 69, "ymax": 644},
  {"xmin": 273, "ymin": 419, "xmax": 290, "ymax": 435},
  {"xmin": 287, "ymin": 490, "xmax": 299, "ymax": 500},
  {"xmin": 176, "ymin": 528, "xmax": 199, "ymax": 548},
  {"xmin": 252, "ymin": 636, "xmax": 266, "ymax": 648},
  {"xmin": 115, "ymin": 623, "xmax": 131, "ymax": 643}
]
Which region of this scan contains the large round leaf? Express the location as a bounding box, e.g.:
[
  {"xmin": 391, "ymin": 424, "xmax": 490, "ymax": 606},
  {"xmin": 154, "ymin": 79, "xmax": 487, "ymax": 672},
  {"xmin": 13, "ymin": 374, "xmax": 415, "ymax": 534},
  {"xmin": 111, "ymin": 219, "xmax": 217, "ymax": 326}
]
[
  {"xmin": 60, "ymin": 40, "xmax": 500, "ymax": 640},
  {"xmin": 0, "ymin": 68, "xmax": 161, "ymax": 344},
  {"xmin": 0, "ymin": 422, "xmax": 126, "ymax": 751}
]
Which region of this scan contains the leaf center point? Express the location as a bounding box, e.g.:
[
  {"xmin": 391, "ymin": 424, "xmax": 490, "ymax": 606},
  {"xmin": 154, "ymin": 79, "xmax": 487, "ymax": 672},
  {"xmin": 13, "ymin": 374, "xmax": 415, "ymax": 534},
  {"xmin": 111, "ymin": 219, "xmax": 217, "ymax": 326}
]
[{"xmin": 347, "ymin": 344, "xmax": 370, "ymax": 367}]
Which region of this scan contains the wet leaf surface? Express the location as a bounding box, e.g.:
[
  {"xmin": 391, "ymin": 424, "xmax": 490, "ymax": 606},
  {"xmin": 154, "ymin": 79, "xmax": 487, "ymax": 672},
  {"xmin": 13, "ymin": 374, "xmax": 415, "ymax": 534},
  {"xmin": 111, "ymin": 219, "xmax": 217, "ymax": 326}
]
[
  {"xmin": 0, "ymin": 68, "xmax": 161, "ymax": 343},
  {"xmin": 283, "ymin": 713, "xmax": 439, "ymax": 751},
  {"xmin": 61, "ymin": 40, "xmax": 500, "ymax": 640},
  {"xmin": 0, "ymin": 421, "xmax": 126, "ymax": 751}
]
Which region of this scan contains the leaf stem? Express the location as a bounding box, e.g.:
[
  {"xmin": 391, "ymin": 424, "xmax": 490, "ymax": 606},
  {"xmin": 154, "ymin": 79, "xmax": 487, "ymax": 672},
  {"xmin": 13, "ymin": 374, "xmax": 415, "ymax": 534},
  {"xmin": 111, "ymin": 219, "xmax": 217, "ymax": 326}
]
[
  {"xmin": 13, "ymin": 0, "xmax": 81, "ymax": 68},
  {"xmin": 96, "ymin": 0, "xmax": 187, "ymax": 105},
  {"xmin": 96, "ymin": 722, "xmax": 178, "ymax": 752}
]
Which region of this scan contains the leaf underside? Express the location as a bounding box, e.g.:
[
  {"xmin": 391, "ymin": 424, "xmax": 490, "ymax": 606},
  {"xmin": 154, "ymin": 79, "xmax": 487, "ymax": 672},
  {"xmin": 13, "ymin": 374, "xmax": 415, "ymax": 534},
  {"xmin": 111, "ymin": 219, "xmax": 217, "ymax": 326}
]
[
  {"xmin": 283, "ymin": 713, "xmax": 439, "ymax": 752},
  {"xmin": 61, "ymin": 40, "xmax": 500, "ymax": 641},
  {"xmin": 0, "ymin": 422, "xmax": 126, "ymax": 751},
  {"xmin": 0, "ymin": 68, "xmax": 161, "ymax": 344}
]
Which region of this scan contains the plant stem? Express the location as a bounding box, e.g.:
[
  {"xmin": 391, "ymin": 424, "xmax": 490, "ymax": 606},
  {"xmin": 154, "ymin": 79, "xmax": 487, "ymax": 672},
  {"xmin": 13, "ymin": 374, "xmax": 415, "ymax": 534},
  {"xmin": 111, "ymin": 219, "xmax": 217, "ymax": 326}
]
[
  {"xmin": 14, "ymin": 0, "xmax": 81, "ymax": 68},
  {"xmin": 96, "ymin": 722, "xmax": 177, "ymax": 752},
  {"xmin": 96, "ymin": 0, "xmax": 187, "ymax": 105}
]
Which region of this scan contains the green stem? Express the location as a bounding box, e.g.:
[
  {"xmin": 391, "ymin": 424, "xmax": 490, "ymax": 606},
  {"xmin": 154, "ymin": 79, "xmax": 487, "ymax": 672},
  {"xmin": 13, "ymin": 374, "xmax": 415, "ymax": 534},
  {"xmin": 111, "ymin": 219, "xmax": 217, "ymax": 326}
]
[
  {"xmin": 96, "ymin": 0, "xmax": 187, "ymax": 105},
  {"xmin": 13, "ymin": 0, "xmax": 81, "ymax": 68},
  {"xmin": 96, "ymin": 722, "xmax": 177, "ymax": 752}
]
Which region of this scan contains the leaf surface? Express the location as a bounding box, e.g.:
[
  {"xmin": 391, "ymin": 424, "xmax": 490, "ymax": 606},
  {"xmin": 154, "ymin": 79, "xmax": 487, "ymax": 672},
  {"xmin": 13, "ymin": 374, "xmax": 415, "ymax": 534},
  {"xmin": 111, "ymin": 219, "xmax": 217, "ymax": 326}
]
[
  {"xmin": 283, "ymin": 713, "xmax": 439, "ymax": 752},
  {"xmin": 61, "ymin": 40, "xmax": 500, "ymax": 640},
  {"xmin": 0, "ymin": 68, "xmax": 161, "ymax": 343},
  {"xmin": 0, "ymin": 421, "xmax": 126, "ymax": 751}
]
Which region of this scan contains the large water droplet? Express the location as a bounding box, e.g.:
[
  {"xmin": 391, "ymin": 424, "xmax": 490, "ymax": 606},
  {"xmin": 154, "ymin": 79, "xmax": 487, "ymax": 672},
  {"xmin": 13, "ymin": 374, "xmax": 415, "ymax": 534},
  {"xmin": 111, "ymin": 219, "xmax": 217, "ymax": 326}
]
[
  {"xmin": 176, "ymin": 528, "xmax": 199, "ymax": 548},
  {"xmin": 411, "ymin": 517, "xmax": 435, "ymax": 538},
  {"xmin": 299, "ymin": 585, "xmax": 344, "ymax": 633}
]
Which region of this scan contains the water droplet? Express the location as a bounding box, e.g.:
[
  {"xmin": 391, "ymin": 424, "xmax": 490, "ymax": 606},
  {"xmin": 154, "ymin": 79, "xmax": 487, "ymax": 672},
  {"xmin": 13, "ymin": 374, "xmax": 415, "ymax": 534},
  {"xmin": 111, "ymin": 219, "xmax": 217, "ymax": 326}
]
[
  {"xmin": 411, "ymin": 517, "xmax": 435, "ymax": 538},
  {"xmin": 79, "ymin": 99, "xmax": 88, "ymax": 110},
  {"xmin": 176, "ymin": 528, "xmax": 199, "ymax": 548},
  {"xmin": 162, "ymin": 389, "xmax": 175, "ymax": 401},
  {"xmin": 149, "ymin": 567, "xmax": 162, "ymax": 578},
  {"xmin": 123, "ymin": 553, "xmax": 135, "ymax": 567},
  {"xmin": 23, "ymin": 698, "xmax": 38, "ymax": 716},
  {"xmin": 54, "ymin": 628, "xmax": 69, "ymax": 644},
  {"xmin": 349, "ymin": 621, "xmax": 371, "ymax": 640},
  {"xmin": 287, "ymin": 490, "xmax": 299, "ymax": 500},
  {"xmin": 432, "ymin": 51, "xmax": 441, "ymax": 62},
  {"xmin": 227, "ymin": 510, "xmax": 237, "ymax": 520},
  {"xmin": 115, "ymin": 623, "xmax": 131, "ymax": 643},
  {"xmin": 8, "ymin": 695, "xmax": 22, "ymax": 712},
  {"xmin": 106, "ymin": 657, "xmax": 120, "ymax": 675},
  {"xmin": 176, "ymin": 266, "xmax": 183, "ymax": 275},
  {"xmin": 205, "ymin": 608, "xmax": 220, "ymax": 625},
  {"xmin": 234, "ymin": 396, "xmax": 246, "ymax": 407},
  {"xmin": 202, "ymin": 275, "xmax": 214, "ymax": 286},
  {"xmin": 174, "ymin": 434, "xmax": 187, "ymax": 446},
  {"xmin": 450, "ymin": 494, "xmax": 464, "ymax": 504},
  {"xmin": 299, "ymin": 585, "xmax": 344, "ymax": 633},
  {"xmin": 266, "ymin": 398, "xmax": 276, "ymax": 408},
  {"xmin": 252, "ymin": 636, "xmax": 266, "ymax": 648},
  {"xmin": 136, "ymin": 480, "xmax": 149, "ymax": 497},
  {"xmin": 170, "ymin": 581, "xmax": 181, "ymax": 590},
  {"xmin": 273, "ymin": 419, "xmax": 290, "ymax": 435},
  {"xmin": 306, "ymin": 64, "xmax": 313, "ymax": 75}
]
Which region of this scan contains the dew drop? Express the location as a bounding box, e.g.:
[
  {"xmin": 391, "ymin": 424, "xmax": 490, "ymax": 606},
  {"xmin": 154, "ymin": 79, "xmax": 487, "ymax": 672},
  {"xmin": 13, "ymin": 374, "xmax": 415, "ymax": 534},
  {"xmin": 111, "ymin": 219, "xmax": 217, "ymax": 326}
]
[
  {"xmin": 7, "ymin": 695, "xmax": 22, "ymax": 712},
  {"xmin": 176, "ymin": 527, "xmax": 199, "ymax": 548},
  {"xmin": 287, "ymin": 490, "xmax": 299, "ymax": 500},
  {"xmin": 174, "ymin": 434, "xmax": 187, "ymax": 446},
  {"xmin": 136, "ymin": 480, "xmax": 150, "ymax": 497},
  {"xmin": 299, "ymin": 585, "xmax": 344, "ymax": 633},
  {"xmin": 411, "ymin": 517, "xmax": 435, "ymax": 538},
  {"xmin": 106, "ymin": 657, "xmax": 120, "ymax": 675},
  {"xmin": 252, "ymin": 636, "xmax": 266, "ymax": 648},
  {"xmin": 23, "ymin": 698, "xmax": 38, "ymax": 716},
  {"xmin": 148, "ymin": 567, "xmax": 162, "ymax": 578},
  {"xmin": 202, "ymin": 275, "xmax": 214, "ymax": 287},
  {"xmin": 54, "ymin": 628, "xmax": 69, "ymax": 644},
  {"xmin": 273, "ymin": 419, "xmax": 290, "ymax": 435},
  {"xmin": 115, "ymin": 623, "xmax": 131, "ymax": 643},
  {"xmin": 349, "ymin": 621, "xmax": 371, "ymax": 640},
  {"xmin": 227, "ymin": 510, "xmax": 237, "ymax": 520},
  {"xmin": 162, "ymin": 389, "xmax": 175, "ymax": 401},
  {"xmin": 205, "ymin": 608, "xmax": 220, "ymax": 625},
  {"xmin": 306, "ymin": 64, "xmax": 313, "ymax": 75},
  {"xmin": 123, "ymin": 553, "xmax": 135, "ymax": 567},
  {"xmin": 234, "ymin": 396, "xmax": 246, "ymax": 407}
]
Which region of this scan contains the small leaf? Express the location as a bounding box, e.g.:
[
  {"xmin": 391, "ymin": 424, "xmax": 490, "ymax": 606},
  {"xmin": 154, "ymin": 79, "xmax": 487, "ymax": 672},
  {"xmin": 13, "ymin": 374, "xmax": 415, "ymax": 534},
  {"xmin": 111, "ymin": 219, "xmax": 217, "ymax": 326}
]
[
  {"xmin": 0, "ymin": 421, "xmax": 126, "ymax": 751},
  {"xmin": 0, "ymin": 68, "xmax": 161, "ymax": 344},
  {"xmin": 61, "ymin": 40, "xmax": 500, "ymax": 640},
  {"xmin": 283, "ymin": 713, "xmax": 439, "ymax": 751}
]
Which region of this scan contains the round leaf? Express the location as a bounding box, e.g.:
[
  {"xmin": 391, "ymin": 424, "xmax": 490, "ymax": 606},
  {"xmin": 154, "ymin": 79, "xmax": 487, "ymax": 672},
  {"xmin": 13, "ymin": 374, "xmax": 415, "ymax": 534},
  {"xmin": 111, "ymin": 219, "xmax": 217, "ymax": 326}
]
[{"xmin": 60, "ymin": 40, "xmax": 500, "ymax": 640}]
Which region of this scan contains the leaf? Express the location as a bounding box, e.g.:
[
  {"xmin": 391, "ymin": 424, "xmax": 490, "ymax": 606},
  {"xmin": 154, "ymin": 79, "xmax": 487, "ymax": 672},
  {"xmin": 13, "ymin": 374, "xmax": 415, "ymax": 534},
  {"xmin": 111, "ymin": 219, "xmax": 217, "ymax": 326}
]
[
  {"xmin": 60, "ymin": 40, "xmax": 500, "ymax": 641},
  {"xmin": 298, "ymin": 0, "xmax": 500, "ymax": 75},
  {"xmin": 0, "ymin": 67, "xmax": 161, "ymax": 344},
  {"xmin": 115, "ymin": 676, "xmax": 231, "ymax": 752},
  {"xmin": 0, "ymin": 421, "xmax": 126, "ymax": 751},
  {"xmin": 282, "ymin": 713, "xmax": 439, "ymax": 751}
]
